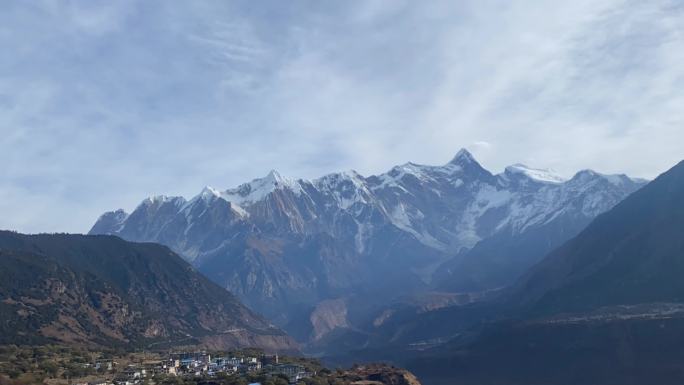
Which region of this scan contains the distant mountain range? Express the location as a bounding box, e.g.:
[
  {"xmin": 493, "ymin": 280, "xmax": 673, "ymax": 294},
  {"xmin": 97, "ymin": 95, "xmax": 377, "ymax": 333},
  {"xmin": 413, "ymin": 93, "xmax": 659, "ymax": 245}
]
[
  {"xmin": 0, "ymin": 232, "xmax": 297, "ymax": 352},
  {"xmin": 90, "ymin": 149, "xmax": 646, "ymax": 345}
]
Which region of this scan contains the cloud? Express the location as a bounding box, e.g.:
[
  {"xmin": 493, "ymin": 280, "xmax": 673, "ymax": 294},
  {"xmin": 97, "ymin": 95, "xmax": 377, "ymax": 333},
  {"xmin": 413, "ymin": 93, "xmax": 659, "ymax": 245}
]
[
  {"xmin": 471, "ymin": 141, "xmax": 492, "ymax": 150},
  {"xmin": 1, "ymin": 0, "xmax": 683, "ymax": 233}
]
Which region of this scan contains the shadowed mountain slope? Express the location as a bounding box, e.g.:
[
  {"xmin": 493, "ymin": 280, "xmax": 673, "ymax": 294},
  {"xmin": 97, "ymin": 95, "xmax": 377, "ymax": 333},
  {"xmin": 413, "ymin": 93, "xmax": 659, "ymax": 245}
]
[
  {"xmin": 0, "ymin": 231, "xmax": 297, "ymax": 352},
  {"xmin": 402, "ymin": 160, "xmax": 684, "ymax": 385}
]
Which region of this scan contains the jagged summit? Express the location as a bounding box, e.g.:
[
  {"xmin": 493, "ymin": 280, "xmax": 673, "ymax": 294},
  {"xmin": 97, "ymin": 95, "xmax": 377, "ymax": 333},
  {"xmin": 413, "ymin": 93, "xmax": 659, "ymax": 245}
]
[
  {"xmin": 143, "ymin": 195, "xmax": 180, "ymax": 204},
  {"xmin": 448, "ymin": 148, "xmax": 477, "ymax": 165},
  {"xmin": 200, "ymin": 185, "xmax": 221, "ymax": 198},
  {"xmin": 567, "ymin": 169, "xmax": 636, "ymax": 188},
  {"xmin": 99, "ymin": 150, "xmax": 647, "ymax": 226},
  {"xmin": 107, "ymin": 208, "xmax": 128, "ymax": 217},
  {"xmin": 90, "ymin": 209, "xmax": 129, "ymax": 235},
  {"xmin": 314, "ymin": 169, "xmax": 366, "ymax": 187},
  {"xmin": 97, "ymin": 150, "xmax": 647, "ymax": 234},
  {"xmin": 264, "ymin": 169, "xmax": 285, "ymax": 184},
  {"xmin": 223, "ymin": 169, "xmax": 303, "ymax": 205},
  {"xmin": 572, "ymin": 169, "xmax": 600, "ymax": 179}
]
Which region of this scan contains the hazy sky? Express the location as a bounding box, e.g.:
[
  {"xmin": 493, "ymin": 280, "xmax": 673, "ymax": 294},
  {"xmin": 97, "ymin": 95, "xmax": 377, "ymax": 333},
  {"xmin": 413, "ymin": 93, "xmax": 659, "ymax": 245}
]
[{"xmin": 1, "ymin": 0, "xmax": 683, "ymax": 233}]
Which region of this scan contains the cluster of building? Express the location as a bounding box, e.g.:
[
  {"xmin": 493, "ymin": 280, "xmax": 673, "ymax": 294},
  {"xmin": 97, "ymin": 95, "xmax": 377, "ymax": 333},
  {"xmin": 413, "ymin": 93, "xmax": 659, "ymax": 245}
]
[
  {"xmin": 168, "ymin": 351, "xmax": 265, "ymax": 376},
  {"xmin": 79, "ymin": 351, "xmax": 313, "ymax": 385}
]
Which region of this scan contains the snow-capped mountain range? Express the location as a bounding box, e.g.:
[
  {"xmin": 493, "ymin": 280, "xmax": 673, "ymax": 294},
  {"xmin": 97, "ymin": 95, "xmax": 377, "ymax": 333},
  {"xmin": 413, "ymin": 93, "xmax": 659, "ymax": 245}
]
[{"xmin": 90, "ymin": 149, "xmax": 646, "ymax": 341}]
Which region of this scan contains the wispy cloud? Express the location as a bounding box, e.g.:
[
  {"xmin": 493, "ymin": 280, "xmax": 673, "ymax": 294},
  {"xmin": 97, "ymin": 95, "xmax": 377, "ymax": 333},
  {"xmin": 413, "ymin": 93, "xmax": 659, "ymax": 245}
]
[{"xmin": 1, "ymin": 0, "xmax": 683, "ymax": 233}]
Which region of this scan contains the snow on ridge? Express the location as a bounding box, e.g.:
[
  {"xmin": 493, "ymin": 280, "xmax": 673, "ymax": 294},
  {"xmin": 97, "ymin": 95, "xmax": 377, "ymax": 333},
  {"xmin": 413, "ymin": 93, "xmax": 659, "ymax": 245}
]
[
  {"xmin": 589, "ymin": 172, "xmax": 647, "ymax": 188},
  {"xmin": 371, "ymin": 162, "xmax": 445, "ymax": 191},
  {"xmin": 600, "ymin": 174, "xmax": 629, "ymax": 187},
  {"xmin": 569, "ymin": 169, "xmax": 648, "ymax": 188},
  {"xmin": 200, "ymin": 186, "xmax": 221, "ymax": 199},
  {"xmin": 89, "ymin": 144, "xmax": 649, "ymax": 266},
  {"xmin": 389, "ymin": 202, "xmax": 446, "ymax": 250},
  {"xmin": 505, "ymin": 164, "xmax": 567, "ymax": 184},
  {"xmin": 313, "ymin": 169, "xmax": 366, "ymax": 190},
  {"xmin": 98, "ymin": 208, "xmax": 128, "ymax": 220},
  {"xmin": 139, "ymin": 194, "xmax": 187, "ymax": 208},
  {"xmin": 370, "ymin": 153, "xmax": 486, "ymax": 192},
  {"xmin": 197, "ymin": 186, "xmax": 250, "ymax": 217},
  {"xmin": 180, "ymin": 186, "xmax": 220, "ymax": 209},
  {"xmin": 94, "ymin": 209, "xmax": 129, "ymax": 233},
  {"xmin": 314, "ymin": 170, "xmax": 372, "ymax": 210},
  {"xmin": 221, "ymin": 169, "xmax": 304, "ymax": 206},
  {"xmin": 229, "ymin": 203, "xmax": 250, "ymax": 218}
]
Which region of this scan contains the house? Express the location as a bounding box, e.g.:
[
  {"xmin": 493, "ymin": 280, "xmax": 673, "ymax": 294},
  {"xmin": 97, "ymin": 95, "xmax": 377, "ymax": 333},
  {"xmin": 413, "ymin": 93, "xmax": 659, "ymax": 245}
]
[
  {"xmin": 123, "ymin": 366, "xmax": 144, "ymax": 380},
  {"xmin": 172, "ymin": 351, "xmax": 211, "ymax": 365},
  {"xmin": 95, "ymin": 360, "xmax": 114, "ymax": 371},
  {"xmin": 180, "ymin": 358, "xmax": 195, "ymax": 368},
  {"xmin": 242, "ymin": 358, "xmax": 262, "ymax": 372},
  {"xmin": 267, "ymin": 364, "xmax": 310, "ymax": 383}
]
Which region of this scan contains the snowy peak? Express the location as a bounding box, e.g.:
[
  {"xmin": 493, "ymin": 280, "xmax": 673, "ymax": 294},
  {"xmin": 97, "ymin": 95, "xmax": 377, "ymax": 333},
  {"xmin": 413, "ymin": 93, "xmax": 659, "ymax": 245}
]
[
  {"xmin": 448, "ymin": 148, "xmax": 477, "ymax": 165},
  {"xmin": 445, "ymin": 148, "xmax": 492, "ymax": 180},
  {"xmin": 102, "ymin": 208, "xmax": 128, "ymax": 218},
  {"xmin": 199, "ymin": 186, "xmax": 221, "ymax": 199},
  {"xmin": 91, "ymin": 148, "xmax": 648, "ymax": 255},
  {"xmin": 386, "ymin": 162, "xmax": 428, "ymax": 179},
  {"xmin": 222, "ymin": 169, "xmax": 303, "ymax": 206},
  {"xmin": 139, "ymin": 195, "xmax": 186, "ymax": 209},
  {"xmin": 90, "ymin": 209, "xmax": 129, "ymax": 235},
  {"xmin": 571, "ymin": 169, "xmax": 600, "ymax": 180},
  {"xmin": 265, "ymin": 169, "xmax": 285, "ymax": 184},
  {"xmin": 570, "ymin": 169, "xmax": 610, "ymax": 184},
  {"xmin": 315, "ymin": 170, "xmax": 366, "ymax": 189},
  {"xmin": 504, "ymin": 164, "xmax": 567, "ymax": 184},
  {"xmin": 569, "ymin": 170, "xmax": 642, "ymax": 188}
]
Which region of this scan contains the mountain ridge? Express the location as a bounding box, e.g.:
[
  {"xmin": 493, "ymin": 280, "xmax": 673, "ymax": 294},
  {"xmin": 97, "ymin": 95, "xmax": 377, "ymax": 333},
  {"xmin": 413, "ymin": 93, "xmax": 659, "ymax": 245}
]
[
  {"xmin": 95, "ymin": 149, "xmax": 645, "ymax": 242},
  {"xmin": 90, "ymin": 149, "xmax": 646, "ymax": 345}
]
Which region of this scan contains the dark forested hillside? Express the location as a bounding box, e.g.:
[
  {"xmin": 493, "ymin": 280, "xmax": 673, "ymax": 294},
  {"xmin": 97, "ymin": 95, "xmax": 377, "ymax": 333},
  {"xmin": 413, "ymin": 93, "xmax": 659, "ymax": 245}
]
[{"xmin": 0, "ymin": 232, "xmax": 297, "ymax": 352}]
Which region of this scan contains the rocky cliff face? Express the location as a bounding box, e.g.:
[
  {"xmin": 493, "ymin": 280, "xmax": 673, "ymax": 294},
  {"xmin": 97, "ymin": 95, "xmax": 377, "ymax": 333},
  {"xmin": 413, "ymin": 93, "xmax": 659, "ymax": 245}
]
[
  {"xmin": 0, "ymin": 232, "xmax": 297, "ymax": 352},
  {"xmin": 90, "ymin": 149, "xmax": 645, "ymax": 342}
]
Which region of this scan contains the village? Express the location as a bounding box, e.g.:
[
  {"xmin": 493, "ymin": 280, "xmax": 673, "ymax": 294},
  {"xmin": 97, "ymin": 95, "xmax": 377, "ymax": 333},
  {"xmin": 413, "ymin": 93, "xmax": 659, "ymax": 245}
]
[
  {"xmin": 0, "ymin": 345, "xmax": 420, "ymax": 385},
  {"xmin": 74, "ymin": 351, "xmax": 315, "ymax": 385}
]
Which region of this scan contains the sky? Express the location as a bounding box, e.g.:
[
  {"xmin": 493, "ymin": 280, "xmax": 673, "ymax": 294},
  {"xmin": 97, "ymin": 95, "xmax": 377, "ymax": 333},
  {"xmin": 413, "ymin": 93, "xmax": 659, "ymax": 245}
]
[{"xmin": 1, "ymin": 0, "xmax": 683, "ymax": 234}]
